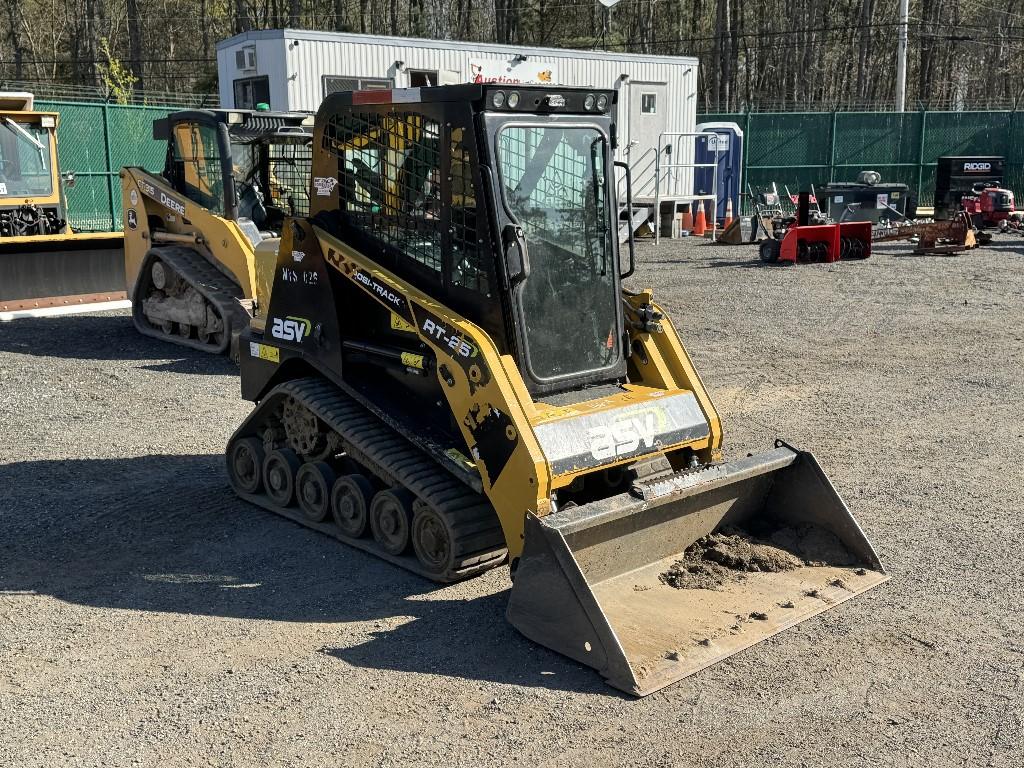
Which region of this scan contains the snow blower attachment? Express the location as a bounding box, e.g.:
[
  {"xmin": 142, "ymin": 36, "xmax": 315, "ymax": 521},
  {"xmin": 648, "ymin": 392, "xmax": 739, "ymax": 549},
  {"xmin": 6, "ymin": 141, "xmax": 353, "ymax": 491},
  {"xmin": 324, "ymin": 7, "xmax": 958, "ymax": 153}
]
[
  {"xmin": 227, "ymin": 83, "xmax": 889, "ymax": 697},
  {"xmin": 758, "ymin": 191, "xmax": 872, "ymax": 264}
]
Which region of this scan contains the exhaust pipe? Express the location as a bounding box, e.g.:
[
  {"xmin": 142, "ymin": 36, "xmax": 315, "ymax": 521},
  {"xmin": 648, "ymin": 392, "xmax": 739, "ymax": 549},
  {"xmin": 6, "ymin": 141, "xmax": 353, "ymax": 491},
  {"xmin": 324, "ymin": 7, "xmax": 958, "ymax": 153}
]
[{"xmin": 507, "ymin": 445, "xmax": 888, "ymax": 696}]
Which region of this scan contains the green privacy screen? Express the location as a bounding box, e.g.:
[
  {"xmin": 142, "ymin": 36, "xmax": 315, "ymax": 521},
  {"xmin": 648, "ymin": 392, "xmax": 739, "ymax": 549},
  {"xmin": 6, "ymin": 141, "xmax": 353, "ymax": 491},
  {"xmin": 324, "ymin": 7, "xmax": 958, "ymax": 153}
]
[
  {"xmin": 34, "ymin": 101, "xmax": 1024, "ymax": 228},
  {"xmin": 37, "ymin": 100, "xmax": 177, "ymax": 232},
  {"xmin": 701, "ymin": 111, "xmax": 1024, "ymax": 210}
]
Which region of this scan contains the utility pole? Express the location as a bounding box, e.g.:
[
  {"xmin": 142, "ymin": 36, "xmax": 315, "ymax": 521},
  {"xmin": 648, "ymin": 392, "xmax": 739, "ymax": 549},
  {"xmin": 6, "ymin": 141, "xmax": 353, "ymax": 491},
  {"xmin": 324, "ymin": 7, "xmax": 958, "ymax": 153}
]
[
  {"xmin": 598, "ymin": 0, "xmax": 622, "ymax": 49},
  {"xmin": 895, "ymin": 0, "xmax": 909, "ymax": 111}
]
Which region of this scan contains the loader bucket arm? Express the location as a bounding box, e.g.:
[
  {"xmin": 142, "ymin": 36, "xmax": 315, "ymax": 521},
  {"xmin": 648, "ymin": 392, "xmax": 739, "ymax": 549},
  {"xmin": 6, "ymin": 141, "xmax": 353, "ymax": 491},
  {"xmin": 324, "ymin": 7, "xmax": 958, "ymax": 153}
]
[{"xmin": 507, "ymin": 445, "xmax": 888, "ymax": 696}]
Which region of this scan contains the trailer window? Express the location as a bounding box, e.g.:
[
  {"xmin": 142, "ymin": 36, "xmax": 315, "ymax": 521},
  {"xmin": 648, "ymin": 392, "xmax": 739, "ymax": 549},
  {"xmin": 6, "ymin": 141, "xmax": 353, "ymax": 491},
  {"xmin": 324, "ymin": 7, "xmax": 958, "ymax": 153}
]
[{"xmin": 0, "ymin": 121, "xmax": 53, "ymax": 197}]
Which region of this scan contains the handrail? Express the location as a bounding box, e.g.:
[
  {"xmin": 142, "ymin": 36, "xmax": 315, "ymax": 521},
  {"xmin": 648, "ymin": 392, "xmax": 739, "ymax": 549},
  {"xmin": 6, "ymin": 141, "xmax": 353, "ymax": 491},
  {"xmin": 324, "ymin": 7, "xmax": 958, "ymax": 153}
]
[{"xmin": 654, "ymin": 131, "xmax": 722, "ymax": 243}]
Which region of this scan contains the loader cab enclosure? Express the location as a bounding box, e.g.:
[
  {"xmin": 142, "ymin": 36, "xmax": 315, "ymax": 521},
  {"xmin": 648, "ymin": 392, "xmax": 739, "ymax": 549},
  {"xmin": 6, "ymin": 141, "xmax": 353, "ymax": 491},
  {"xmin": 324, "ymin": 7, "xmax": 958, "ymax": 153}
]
[
  {"xmin": 228, "ymin": 84, "xmax": 888, "ymax": 697},
  {"xmin": 0, "ymin": 91, "xmax": 125, "ymax": 314},
  {"xmin": 306, "ymin": 84, "xmax": 626, "ymax": 397},
  {"xmin": 121, "ymin": 108, "xmax": 313, "ymax": 355}
]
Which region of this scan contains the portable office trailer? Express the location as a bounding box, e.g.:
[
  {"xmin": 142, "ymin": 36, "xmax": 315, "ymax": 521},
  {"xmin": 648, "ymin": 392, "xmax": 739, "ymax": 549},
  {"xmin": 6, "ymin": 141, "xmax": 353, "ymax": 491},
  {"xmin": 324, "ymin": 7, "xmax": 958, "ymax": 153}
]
[{"xmin": 217, "ymin": 30, "xmax": 699, "ymax": 210}]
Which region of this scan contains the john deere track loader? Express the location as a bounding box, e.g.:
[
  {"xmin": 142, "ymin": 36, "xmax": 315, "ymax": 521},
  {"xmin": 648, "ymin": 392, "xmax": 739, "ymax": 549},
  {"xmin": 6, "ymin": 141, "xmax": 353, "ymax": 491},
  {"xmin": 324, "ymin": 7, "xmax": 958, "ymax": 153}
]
[
  {"xmin": 121, "ymin": 108, "xmax": 313, "ymax": 355},
  {"xmin": 225, "ymin": 84, "xmax": 888, "ymax": 696},
  {"xmin": 0, "ymin": 92, "xmax": 125, "ymax": 315}
]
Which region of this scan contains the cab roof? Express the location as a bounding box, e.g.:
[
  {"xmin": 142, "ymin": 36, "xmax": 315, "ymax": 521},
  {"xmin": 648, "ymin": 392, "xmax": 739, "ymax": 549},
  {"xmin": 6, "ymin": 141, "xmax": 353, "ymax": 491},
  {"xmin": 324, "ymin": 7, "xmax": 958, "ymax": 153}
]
[
  {"xmin": 320, "ymin": 83, "xmax": 617, "ymax": 116},
  {"xmin": 153, "ymin": 108, "xmax": 314, "ymax": 141}
]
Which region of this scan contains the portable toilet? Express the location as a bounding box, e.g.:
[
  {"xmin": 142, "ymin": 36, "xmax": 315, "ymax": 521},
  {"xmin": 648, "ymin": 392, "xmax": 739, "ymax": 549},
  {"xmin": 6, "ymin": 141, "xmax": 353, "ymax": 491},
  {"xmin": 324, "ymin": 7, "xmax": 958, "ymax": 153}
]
[{"xmin": 694, "ymin": 122, "xmax": 743, "ymax": 221}]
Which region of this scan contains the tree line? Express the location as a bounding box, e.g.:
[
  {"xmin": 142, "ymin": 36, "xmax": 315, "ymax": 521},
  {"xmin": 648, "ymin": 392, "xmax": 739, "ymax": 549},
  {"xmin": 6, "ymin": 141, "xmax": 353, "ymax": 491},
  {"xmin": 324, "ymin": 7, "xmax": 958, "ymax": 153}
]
[{"xmin": 1, "ymin": 0, "xmax": 1021, "ymax": 110}]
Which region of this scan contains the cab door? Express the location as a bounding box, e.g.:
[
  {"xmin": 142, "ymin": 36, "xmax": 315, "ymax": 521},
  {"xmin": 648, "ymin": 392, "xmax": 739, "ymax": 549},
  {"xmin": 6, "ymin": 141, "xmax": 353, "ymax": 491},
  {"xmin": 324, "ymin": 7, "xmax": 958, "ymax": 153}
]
[{"xmin": 170, "ymin": 121, "xmax": 228, "ymax": 215}]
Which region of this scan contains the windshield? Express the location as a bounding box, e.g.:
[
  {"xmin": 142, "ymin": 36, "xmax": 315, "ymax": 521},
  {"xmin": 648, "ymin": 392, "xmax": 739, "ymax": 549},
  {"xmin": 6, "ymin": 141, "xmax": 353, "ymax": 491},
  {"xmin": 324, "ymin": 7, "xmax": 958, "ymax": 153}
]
[
  {"xmin": 497, "ymin": 125, "xmax": 617, "ymax": 382},
  {"xmin": 0, "ymin": 120, "xmax": 53, "ymax": 197}
]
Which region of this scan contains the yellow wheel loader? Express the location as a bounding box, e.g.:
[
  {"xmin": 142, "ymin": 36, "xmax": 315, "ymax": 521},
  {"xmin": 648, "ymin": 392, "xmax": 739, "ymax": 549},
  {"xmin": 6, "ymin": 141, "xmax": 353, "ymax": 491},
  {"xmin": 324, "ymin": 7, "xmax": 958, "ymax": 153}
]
[
  {"xmin": 0, "ymin": 92, "xmax": 125, "ymax": 316},
  {"xmin": 225, "ymin": 84, "xmax": 888, "ymax": 696},
  {"xmin": 121, "ymin": 108, "xmax": 313, "ymax": 355}
]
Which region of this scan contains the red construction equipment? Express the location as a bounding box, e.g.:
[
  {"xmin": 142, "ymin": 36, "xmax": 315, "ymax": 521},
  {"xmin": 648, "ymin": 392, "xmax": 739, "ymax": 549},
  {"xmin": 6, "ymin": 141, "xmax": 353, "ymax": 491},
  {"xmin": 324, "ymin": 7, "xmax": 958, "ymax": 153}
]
[
  {"xmin": 759, "ymin": 191, "xmax": 872, "ymax": 264},
  {"xmin": 961, "ymin": 185, "xmax": 1015, "ymax": 228}
]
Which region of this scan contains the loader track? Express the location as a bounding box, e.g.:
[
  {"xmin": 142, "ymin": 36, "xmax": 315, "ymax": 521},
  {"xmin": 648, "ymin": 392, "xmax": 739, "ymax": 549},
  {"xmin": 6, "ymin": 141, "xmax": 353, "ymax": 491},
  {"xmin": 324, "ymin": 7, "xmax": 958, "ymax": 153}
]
[
  {"xmin": 226, "ymin": 377, "xmax": 508, "ymax": 582},
  {"xmin": 132, "ymin": 245, "xmax": 252, "ymax": 358}
]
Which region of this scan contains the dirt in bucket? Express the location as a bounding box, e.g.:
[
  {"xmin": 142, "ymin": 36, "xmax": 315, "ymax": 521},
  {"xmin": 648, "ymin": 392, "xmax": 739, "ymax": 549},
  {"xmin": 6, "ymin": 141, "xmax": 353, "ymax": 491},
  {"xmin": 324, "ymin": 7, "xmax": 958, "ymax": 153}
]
[{"xmin": 659, "ymin": 524, "xmax": 854, "ymax": 590}]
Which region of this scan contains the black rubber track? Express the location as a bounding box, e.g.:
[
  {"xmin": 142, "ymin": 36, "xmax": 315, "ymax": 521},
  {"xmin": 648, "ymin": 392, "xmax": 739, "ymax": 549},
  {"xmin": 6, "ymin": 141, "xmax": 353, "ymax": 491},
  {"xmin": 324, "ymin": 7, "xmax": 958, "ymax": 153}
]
[
  {"xmin": 132, "ymin": 245, "xmax": 251, "ymax": 357},
  {"xmin": 227, "ymin": 377, "xmax": 508, "ymax": 582}
]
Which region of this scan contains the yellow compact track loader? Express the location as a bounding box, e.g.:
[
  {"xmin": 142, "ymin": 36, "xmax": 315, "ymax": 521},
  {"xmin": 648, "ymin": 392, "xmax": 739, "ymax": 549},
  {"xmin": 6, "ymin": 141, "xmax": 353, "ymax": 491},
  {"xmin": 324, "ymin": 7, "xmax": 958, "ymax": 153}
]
[
  {"xmin": 225, "ymin": 84, "xmax": 888, "ymax": 696},
  {"xmin": 121, "ymin": 108, "xmax": 313, "ymax": 355},
  {"xmin": 0, "ymin": 92, "xmax": 125, "ymax": 315}
]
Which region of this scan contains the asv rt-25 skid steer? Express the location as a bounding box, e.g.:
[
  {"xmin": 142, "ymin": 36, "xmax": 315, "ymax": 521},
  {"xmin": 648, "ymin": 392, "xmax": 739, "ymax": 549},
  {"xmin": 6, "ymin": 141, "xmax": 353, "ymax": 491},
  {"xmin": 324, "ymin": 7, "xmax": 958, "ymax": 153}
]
[
  {"xmin": 225, "ymin": 84, "xmax": 888, "ymax": 696},
  {"xmin": 121, "ymin": 108, "xmax": 313, "ymax": 355},
  {"xmin": 0, "ymin": 92, "xmax": 125, "ymax": 316}
]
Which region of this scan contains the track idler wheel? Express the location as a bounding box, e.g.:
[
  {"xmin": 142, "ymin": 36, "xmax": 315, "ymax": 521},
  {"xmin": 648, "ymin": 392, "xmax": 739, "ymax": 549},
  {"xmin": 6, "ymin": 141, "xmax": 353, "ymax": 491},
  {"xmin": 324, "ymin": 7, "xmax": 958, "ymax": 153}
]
[
  {"xmin": 331, "ymin": 474, "xmax": 375, "ymax": 537},
  {"xmin": 297, "ymin": 461, "xmax": 336, "ymax": 523},
  {"xmin": 370, "ymin": 488, "xmax": 415, "ymax": 555},
  {"xmin": 411, "ymin": 506, "xmax": 457, "ymax": 577},
  {"xmin": 228, "ymin": 437, "xmax": 265, "ymax": 495},
  {"xmin": 263, "ymin": 448, "xmax": 301, "ymax": 507}
]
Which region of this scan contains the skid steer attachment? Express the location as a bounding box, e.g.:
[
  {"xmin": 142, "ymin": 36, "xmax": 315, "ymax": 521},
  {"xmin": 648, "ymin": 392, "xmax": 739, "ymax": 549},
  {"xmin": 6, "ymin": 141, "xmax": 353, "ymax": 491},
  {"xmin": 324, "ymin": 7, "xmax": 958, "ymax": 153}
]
[
  {"xmin": 508, "ymin": 445, "xmax": 886, "ymax": 696},
  {"xmin": 0, "ymin": 92, "xmax": 125, "ymax": 316},
  {"xmin": 0, "ymin": 233, "xmax": 125, "ymax": 313},
  {"xmin": 228, "ymin": 83, "xmax": 888, "ymax": 696}
]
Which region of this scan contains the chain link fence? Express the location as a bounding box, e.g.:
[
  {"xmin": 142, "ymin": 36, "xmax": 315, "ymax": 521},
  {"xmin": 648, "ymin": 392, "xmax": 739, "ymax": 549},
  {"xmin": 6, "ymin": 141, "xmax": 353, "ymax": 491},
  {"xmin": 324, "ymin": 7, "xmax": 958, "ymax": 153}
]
[
  {"xmin": 701, "ymin": 110, "xmax": 1024, "ymax": 211},
  {"xmin": 37, "ymin": 100, "xmax": 181, "ymax": 232}
]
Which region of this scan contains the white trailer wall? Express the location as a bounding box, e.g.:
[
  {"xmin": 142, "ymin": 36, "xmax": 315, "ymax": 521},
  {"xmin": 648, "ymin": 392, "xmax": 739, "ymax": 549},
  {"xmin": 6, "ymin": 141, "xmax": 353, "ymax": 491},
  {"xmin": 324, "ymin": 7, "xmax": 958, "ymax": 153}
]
[{"xmin": 217, "ymin": 30, "xmax": 699, "ymax": 200}]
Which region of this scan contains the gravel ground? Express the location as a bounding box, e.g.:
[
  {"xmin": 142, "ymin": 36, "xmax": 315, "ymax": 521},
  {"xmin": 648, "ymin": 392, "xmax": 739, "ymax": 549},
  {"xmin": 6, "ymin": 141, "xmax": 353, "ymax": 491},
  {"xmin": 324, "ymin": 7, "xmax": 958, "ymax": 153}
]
[{"xmin": 1, "ymin": 235, "xmax": 1022, "ymax": 767}]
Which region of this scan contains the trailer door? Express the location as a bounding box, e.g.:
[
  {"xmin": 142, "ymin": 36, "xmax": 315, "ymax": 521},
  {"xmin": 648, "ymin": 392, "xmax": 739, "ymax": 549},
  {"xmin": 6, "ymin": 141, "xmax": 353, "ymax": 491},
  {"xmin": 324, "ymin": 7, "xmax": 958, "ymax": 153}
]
[{"xmin": 626, "ymin": 81, "xmax": 668, "ymax": 198}]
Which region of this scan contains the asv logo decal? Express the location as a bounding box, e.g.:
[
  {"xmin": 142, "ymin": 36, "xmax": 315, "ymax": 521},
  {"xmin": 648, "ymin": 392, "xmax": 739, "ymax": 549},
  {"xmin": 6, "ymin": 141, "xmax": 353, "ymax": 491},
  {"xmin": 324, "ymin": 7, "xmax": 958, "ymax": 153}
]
[
  {"xmin": 271, "ymin": 316, "xmax": 312, "ymax": 343},
  {"xmin": 588, "ymin": 414, "xmax": 657, "ymax": 461}
]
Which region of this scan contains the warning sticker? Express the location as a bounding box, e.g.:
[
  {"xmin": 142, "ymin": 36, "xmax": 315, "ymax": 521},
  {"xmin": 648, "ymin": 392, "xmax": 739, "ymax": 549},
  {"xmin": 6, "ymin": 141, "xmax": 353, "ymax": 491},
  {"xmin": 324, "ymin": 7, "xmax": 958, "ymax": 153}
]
[
  {"xmin": 313, "ymin": 176, "xmax": 338, "ymax": 196},
  {"xmin": 390, "ymin": 312, "xmax": 416, "ymax": 333},
  {"xmin": 249, "ymin": 341, "xmax": 280, "ymax": 363}
]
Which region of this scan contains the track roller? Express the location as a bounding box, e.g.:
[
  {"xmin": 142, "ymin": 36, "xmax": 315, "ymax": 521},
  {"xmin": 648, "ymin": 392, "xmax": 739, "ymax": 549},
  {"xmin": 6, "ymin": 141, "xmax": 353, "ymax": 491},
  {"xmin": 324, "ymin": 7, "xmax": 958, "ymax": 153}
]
[
  {"xmin": 370, "ymin": 488, "xmax": 415, "ymax": 555},
  {"xmin": 297, "ymin": 461, "xmax": 336, "ymax": 523},
  {"xmin": 227, "ymin": 437, "xmax": 265, "ymax": 495},
  {"xmin": 226, "ymin": 377, "xmax": 508, "ymax": 582},
  {"xmin": 331, "ymin": 474, "xmax": 375, "ymax": 537},
  {"xmin": 264, "ymin": 448, "xmax": 301, "ymax": 507},
  {"xmin": 412, "ymin": 506, "xmax": 460, "ymax": 578}
]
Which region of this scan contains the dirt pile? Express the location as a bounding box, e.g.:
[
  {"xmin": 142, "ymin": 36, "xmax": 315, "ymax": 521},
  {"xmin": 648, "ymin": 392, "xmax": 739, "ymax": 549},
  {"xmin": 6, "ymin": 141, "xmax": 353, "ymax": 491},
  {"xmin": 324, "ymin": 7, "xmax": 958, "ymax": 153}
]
[{"xmin": 659, "ymin": 525, "xmax": 853, "ymax": 590}]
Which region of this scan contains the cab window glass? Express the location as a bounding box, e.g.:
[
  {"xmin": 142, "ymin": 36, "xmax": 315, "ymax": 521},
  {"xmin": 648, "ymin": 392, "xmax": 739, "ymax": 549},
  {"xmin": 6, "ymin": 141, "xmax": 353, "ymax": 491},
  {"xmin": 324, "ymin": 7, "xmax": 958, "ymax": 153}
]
[
  {"xmin": 0, "ymin": 121, "xmax": 54, "ymax": 197},
  {"xmin": 172, "ymin": 122, "xmax": 225, "ymax": 214}
]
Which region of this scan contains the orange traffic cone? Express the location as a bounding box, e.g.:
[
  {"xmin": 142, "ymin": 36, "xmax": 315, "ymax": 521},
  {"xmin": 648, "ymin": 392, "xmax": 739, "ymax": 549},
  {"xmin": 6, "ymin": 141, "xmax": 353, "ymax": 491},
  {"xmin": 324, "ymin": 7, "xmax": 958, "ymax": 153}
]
[
  {"xmin": 681, "ymin": 205, "xmax": 694, "ymax": 232},
  {"xmin": 692, "ymin": 200, "xmax": 707, "ymax": 236},
  {"xmin": 723, "ymin": 197, "xmax": 734, "ymax": 230}
]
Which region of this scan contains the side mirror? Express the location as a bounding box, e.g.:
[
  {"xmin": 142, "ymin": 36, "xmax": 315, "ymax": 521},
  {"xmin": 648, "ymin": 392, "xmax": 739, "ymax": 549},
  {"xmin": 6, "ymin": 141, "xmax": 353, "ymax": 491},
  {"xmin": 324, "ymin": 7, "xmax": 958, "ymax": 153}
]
[
  {"xmin": 502, "ymin": 223, "xmax": 530, "ymax": 284},
  {"xmin": 62, "ymin": 171, "xmax": 76, "ymax": 189}
]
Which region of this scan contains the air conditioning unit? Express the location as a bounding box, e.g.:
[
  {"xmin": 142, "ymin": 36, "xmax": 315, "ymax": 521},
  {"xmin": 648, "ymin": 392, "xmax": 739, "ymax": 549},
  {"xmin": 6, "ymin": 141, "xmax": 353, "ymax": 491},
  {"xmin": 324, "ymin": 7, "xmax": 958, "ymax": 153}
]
[{"xmin": 235, "ymin": 46, "xmax": 257, "ymax": 72}]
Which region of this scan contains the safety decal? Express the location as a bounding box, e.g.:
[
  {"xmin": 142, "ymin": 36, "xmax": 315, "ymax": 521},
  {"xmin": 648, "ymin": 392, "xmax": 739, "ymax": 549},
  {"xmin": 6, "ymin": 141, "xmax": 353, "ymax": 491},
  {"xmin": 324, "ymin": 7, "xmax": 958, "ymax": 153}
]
[
  {"xmin": 313, "ymin": 176, "xmax": 338, "ymax": 196},
  {"xmin": 249, "ymin": 341, "xmax": 280, "ymax": 363}
]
